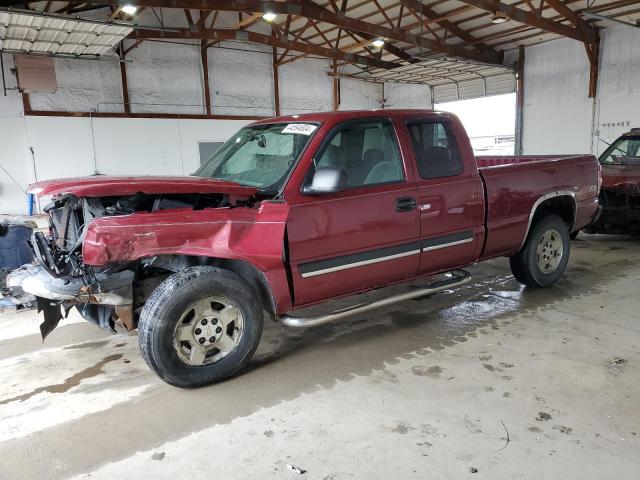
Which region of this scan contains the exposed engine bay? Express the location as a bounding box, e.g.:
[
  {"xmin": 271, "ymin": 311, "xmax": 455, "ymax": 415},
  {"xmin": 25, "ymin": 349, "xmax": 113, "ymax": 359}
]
[
  {"xmin": 585, "ymin": 131, "xmax": 640, "ymax": 235},
  {"xmin": 9, "ymin": 192, "xmax": 236, "ymax": 339},
  {"xmin": 585, "ymin": 188, "xmax": 640, "ymax": 235}
]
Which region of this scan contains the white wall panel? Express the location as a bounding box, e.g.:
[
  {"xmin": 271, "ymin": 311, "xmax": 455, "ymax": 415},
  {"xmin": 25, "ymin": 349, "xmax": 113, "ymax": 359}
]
[
  {"xmin": 592, "ymin": 26, "xmax": 640, "ymax": 156},
  {"xmin": 0, "ymin": 118, "xmax": 31, "ymax": 214},
  {"xmin": 209, "ymin": 42, "xmax": 274, "ymax": 117},
  {"xmin": 598, "ymin": 25, "xmax": 640, "ymax": 99},
  {"xmin": 522, "ymin": 102, "xmax": 593, "ymax": 154},
  {"xmin": 522, "ymin": 37, "xmax": 593, "ymax": 154},
  {"xmin": 29, "ymin": 57, "xmax": 123, "ymax": 113},
  {"xmin": 279, "ymin": 57, "xmax": 332, "ymax": 115},
  {"xmin": 384, "ymin": 83, "xmax": 431, "ymax": 109},
  {"xmin": 23, "ymin": 116, "xmax": 95, "ymax": 180},
  {"xmin": 339, "ymin": 78, "xmax": 382, "ymax": 111},
  {"xmin": 524, "ymin": 37, "xmax": 590, "ymax": 105},
  {"xmin": 0, "ymin": 54, "xmax": 24, "ymax": 117},
  {"xmin": 127, "ymin": 41, "xmax": 204, "ymax": 114}
]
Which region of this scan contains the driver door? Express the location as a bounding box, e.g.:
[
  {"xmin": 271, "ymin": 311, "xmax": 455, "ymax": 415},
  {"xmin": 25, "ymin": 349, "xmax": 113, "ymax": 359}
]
[{"xmin": 285, "ymin": 117, "xmax": 421, "ymax": 307}]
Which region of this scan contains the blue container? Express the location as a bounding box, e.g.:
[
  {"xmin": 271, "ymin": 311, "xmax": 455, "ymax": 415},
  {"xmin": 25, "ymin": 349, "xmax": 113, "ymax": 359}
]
[{"xmin": 0, "ymin": 224, "xmax": 34, "ymax": 269}]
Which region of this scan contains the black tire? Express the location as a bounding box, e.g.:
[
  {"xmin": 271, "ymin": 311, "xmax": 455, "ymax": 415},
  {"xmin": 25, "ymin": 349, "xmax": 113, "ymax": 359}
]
[
  {"xmin": 509, "ymin": 214, "xmax": 570, "ymax": 288},
  {"xmin": 138, "ymin": 266, "xmax": 263, "ymax": 388}
]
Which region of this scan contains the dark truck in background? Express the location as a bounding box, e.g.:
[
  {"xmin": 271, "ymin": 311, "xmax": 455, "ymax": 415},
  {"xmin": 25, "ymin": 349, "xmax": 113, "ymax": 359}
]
[
  {"xmin": 8, "ymin": 110, "xmax": 600, "ymax": 387},
  {"xmin": 585, "ymin": 129, "xmax": 640, "ymax": 235}
]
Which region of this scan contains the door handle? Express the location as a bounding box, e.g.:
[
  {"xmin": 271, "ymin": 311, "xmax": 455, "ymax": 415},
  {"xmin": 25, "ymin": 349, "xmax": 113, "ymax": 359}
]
[{"xmin": 395, "ymin": 197, "xmax": 417, "ymax": 212}]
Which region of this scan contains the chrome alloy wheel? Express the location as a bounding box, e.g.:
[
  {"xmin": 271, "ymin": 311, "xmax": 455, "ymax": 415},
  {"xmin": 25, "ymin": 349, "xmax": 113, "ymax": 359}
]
[
  {"xmin": 173, "ymin": 296, "xmax": 244, "ymax": 366},
  {"xmin": 536, "ymin": 228, "xmax": 563, "ymax": 274}
]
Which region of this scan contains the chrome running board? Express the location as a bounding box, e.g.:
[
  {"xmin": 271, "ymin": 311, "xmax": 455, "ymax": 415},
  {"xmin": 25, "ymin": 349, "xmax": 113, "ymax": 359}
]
[{"xmin": 278, "ymin": 269, "xmax": 472, "ymax": 328}]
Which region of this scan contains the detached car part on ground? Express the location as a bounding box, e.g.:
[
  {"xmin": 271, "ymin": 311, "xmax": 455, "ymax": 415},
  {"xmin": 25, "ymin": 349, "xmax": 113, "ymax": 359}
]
[
  {"xmin": 7, "ymin": 110, "xmax": 601, "ymax": 388},
  {"xmin": 584, "ymin": 129, "xmax": 640, "ymax": 235}
]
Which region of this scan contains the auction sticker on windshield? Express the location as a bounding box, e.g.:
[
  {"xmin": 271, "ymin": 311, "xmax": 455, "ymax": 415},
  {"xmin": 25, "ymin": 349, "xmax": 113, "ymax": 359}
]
[{"xmin": 282, "ymin": 123, "xmax": 317, "ymax": 135}]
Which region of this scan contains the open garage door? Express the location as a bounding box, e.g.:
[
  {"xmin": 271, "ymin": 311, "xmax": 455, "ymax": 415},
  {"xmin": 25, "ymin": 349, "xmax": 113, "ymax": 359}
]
[{"xmin": 371, "ymin": 58, "xmax": 516, "ymax": 103}]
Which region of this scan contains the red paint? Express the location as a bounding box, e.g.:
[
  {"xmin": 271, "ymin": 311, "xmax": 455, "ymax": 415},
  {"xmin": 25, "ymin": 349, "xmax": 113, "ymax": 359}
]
[
  {"xmin": 32, "ymin": 110, "xmax": 601, "ymax": 314},
  {"xmin": 598, "ymin": 130, "xmax": 640, "ymax": 195},
  {"xmin": 29, "ymin": 176, "xmax": 257, "ymax": 197},
  {"xmin": 601, "ymin": 165, "xmax": 640, "ymax": 195}
]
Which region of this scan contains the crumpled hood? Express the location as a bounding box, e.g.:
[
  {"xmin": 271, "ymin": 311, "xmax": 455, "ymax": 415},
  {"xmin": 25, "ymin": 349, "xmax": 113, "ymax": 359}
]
[
  {"xmin": 28, "ymin": 175, "xmax": 258, "ymax": 198},
  {"xmin": 601, "ymin": 165, "xmax": 640, "ymax": 195}
]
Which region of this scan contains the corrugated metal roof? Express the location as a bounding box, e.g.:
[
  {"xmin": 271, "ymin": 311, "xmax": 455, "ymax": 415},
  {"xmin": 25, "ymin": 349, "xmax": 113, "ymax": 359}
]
[{"xmin": 0, "ymin": 11, "xmax": 132, "ymax": 56}]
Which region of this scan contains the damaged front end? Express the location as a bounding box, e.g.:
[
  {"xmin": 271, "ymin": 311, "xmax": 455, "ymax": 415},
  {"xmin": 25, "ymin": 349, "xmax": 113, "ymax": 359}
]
[
  {"xmin": 587, "ymin": 132, "xmax": 640, "ymax": 235},
  {"xmin": 585, "ymin": 187, "xmax": 640, "ymax": 235},
  {"xmin": 7, "ymin": 188, "xmax": 233, "ymax": 339}
]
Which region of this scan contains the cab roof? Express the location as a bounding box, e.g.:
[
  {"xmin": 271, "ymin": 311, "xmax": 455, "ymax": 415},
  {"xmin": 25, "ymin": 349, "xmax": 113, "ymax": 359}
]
[{"xmin": 251, "ymin": 109, "xmax": 456, "ymax": 126}]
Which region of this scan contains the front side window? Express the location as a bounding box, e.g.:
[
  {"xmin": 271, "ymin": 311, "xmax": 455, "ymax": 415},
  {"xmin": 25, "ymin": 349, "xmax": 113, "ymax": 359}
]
[
  {"xmin": 599, "ymin": 136, "xmax": 640, "ymax": 166},
  {"xmin": 407, "ymin": 121, "xmax": 463, "ymax": 179},
  {"xmin": 314, "ymin": 118, "xmax": 404, "ymax": 188},
  {"xmin": 194, "ymin": 122, "xmax": 318, "ymax": 191}
]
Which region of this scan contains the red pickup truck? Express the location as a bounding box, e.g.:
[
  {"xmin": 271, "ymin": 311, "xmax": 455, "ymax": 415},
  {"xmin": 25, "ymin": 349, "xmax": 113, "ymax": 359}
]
[{"xmin": 8, "ymin": 110, "xmax": 600, "ymax": 387}]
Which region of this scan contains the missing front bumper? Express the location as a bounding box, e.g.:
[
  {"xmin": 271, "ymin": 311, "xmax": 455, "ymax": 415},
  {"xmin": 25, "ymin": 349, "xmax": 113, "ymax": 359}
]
[{"xmin": 7, "ymin": 264, "xmax": 135, "ymax": 339}]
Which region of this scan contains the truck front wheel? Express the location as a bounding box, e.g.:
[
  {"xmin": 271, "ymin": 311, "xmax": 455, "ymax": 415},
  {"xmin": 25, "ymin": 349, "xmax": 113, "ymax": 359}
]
[
  {"xmin": 138, "ymin": 266, "xmax": 263, "ymax": 388},
  {"xmin": 509, "ymin": 214, "xmax": 570, "ymax": 288}
]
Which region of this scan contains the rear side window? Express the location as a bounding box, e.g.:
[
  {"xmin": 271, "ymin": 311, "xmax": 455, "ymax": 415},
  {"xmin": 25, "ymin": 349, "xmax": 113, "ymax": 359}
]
[
  {"xmin": 407, "ymin": 121, "xmax": 463, "ymax": 179},
  {"xmin": 315, "ymin": 118, "xmax": 404, "ymax": 188}
]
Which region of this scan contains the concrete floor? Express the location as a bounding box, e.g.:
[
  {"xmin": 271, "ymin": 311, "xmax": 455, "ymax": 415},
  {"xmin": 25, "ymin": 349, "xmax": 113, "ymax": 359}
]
[{"xmin": 0, "ymin": 234, "xmax": 638, "ymax": 480}]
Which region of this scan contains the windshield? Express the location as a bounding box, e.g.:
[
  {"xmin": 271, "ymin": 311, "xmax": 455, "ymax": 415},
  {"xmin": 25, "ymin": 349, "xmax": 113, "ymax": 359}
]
[
  {"xmin": 194, "ymin": 122, "xmax": 319, "ymax": 191},
  {"xmin": 599, "ymin": 136, "xmax": 640, "ymax": 166}
]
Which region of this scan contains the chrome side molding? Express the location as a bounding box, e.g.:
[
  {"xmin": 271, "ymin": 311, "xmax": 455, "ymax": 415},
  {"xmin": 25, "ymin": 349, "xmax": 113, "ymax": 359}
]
[{"xmin": 278, "ymin": 269, "xmax": 472, "ymax": 328}]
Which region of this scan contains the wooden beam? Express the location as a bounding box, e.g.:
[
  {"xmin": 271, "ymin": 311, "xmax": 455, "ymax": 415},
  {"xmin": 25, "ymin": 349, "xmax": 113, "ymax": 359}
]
[
  {"xmin": 544, "ymin": 0, "xmax": 598, "ymax": 43},
  {"xmin": 331, "ymin": 59, "xmax": 340, "ymax": 111},
  {"xmin": 25, "ymin": 110, "xmax": 266, "ymax": 120},
  {"xmin": 201, "ymin": 40, "xmax": 211, "ymax": 115},
  {"xmin": 134, "ymin": 28, "xmax": 403, "ymax": 70},
  {"xmin": 278, "ymin": 19, "xmax": 311, "ymax": 63},
  {"xmin": 231, "ymin": 12, "xmax": 262, "ymax": 29},
  {"xmin": 456, "ymin": 0, "xmax": 583, "ymax": 41},
  {"xmin": 515, "ymin": 45, "xmax": 524, "ymax": 155},
  {"xmin": 272, "ymin": 46, "xmax": 280, "ymax": 116},
  {"xmin": 94, "ymin": 0, "xmax": 501, "ymax": 64},
  {"xmin": 588, "ymin": 31, "xmax": 600, "ymax": 98},
  {"xmin": 399, "ymin": 0, "xmax": 498, "ymax": 56},
  {"xmin": 118, "ymin": 45, "xmax": 130, "ymax": 114}
]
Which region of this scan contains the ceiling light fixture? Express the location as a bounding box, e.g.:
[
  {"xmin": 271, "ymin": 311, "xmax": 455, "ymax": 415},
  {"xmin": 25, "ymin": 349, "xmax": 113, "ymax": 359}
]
[
  {"xmin": 491, "ymin": 11, "xmax": 509, "ymax": 24},
  {"xmin": 262, "ymin": 12, "xmax": 277, "ymax": 22},
  {"xmin": 121, "ymin": 5, "xmax": 138, "ymax": 15},
  {"xmin": 371, "ymin": 38, "xmax": 385, "ymax": 48}
]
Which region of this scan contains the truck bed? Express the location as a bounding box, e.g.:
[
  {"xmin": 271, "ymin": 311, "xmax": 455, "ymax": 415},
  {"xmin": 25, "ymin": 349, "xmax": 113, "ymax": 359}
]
[
  {"xmin": 476, "ymin": 154, "xmax": 600, "ymax": 260},
  {"xmin": 476, "ymin": 154, "xmax": 592, "ymax": 169}
]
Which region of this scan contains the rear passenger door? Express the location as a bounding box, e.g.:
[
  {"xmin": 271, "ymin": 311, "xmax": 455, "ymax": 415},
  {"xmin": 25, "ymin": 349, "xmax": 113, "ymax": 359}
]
[
  {"xmin": 286, "ymin": 117, "xmax": 421, "ymax": 306},
  {"xmin": 405, "ymin": 118, "xmax": 484, "ymax": 275}
]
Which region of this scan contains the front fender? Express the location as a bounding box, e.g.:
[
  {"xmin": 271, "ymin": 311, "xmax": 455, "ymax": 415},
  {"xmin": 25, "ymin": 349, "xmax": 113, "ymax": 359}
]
[{"xmin": 82, "ymin": 202, "xmax": 292, "ymax": 313}]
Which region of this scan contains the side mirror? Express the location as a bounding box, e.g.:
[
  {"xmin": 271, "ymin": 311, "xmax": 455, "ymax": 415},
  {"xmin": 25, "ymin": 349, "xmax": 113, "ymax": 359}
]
[{"xmin": 303, "ymin": 166, "xmax": 347, "ymax": 195}]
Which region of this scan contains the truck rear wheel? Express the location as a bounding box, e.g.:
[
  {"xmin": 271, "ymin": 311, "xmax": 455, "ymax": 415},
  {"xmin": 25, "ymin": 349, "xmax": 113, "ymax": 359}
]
[
  {"xmin": 509, "ymin": 214, "xmax": 570, "ymax": 288},
  {"xmin": 138, "ymin": 266, "xmax": 263, "ymax": 388}
]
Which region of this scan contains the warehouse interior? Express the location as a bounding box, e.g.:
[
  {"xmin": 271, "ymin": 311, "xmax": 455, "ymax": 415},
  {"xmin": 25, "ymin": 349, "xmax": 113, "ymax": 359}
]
[{"xmin": 1, "ymin": 1, "xmax": 639, "ymax": 479}]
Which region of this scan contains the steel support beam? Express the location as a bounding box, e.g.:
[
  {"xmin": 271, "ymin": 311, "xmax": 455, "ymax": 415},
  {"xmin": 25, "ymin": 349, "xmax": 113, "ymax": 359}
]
[
  {"xmin": 92, "ymin": 0, "xmax": 501, "ymax": 64},
  {"xmin": 134, "ymin": 28, "xmax": 402, "ymax": 70},
  {"xmin": 200, "ymin": 40, "xmax": 211, "ymax": 115},
  {"xmin": 118, "ymin": 44, "xmax": 130, "ymax": 114},
  {"xmin": 399, "ymin": 0, "xmax": 498, "ymax": 57},
  {"xmin": 456, "ymin": 0, "xmax": 583, "ymax": 41},
  {"xmin": 272, "ymin": 46, "xmax": 280, "ymax": 116},
  {"xmin": 515, "ymin": 45, "xmax": 524, "ymax": 155}
]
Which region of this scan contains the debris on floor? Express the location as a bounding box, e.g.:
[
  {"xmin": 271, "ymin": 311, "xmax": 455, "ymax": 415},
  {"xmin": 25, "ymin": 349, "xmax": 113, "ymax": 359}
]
[
  {"xmin": 286, "ymin": 463, "xmax": 307, "ymax": 475},
  {"xmin": 536, "ymin": 412, "xmax": 552, "ymax": 422},
  {"xmin": 609, "ymin": 357, "xmax": 626, "ymax": 366}
]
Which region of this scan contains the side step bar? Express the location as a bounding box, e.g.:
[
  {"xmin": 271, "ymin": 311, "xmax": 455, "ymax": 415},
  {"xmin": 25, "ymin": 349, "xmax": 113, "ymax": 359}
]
[{"xmin": 278, "ymin": 269, "xmax": 472, "ymax": 328}]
